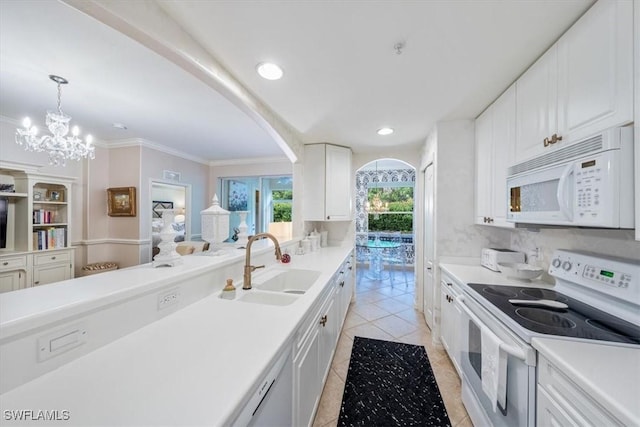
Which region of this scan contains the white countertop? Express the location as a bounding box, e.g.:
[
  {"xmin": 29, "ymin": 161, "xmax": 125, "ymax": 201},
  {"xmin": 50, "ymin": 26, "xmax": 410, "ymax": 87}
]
[
  {"xmin": 0, "ymin": 243, "xmax": 353, "ymax": 426},
  {"xmin": 533, "ymin": 337, "xmax": 640, "ymax": 426},
  {"xmin": 439, "ymin": 261, "xmax": 553, "ymax": 289}
]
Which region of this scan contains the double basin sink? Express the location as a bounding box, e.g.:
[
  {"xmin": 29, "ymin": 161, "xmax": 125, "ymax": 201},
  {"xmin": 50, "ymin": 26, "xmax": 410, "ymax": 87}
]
[{"xmin": 222, "ymin": 268, "xmax": 322, "ymax": 306}]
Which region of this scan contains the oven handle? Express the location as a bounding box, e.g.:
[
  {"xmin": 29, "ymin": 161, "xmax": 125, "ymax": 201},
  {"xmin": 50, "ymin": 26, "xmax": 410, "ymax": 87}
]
[{"xmin": 456, "ymin": 295, "xmax": 528, "ymax": 362}]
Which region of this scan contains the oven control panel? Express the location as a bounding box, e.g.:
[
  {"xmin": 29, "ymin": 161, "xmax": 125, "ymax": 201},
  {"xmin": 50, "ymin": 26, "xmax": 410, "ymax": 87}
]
[{"xmin": 549, "ymin": 250, "xmax": 639, "ymax": 301}]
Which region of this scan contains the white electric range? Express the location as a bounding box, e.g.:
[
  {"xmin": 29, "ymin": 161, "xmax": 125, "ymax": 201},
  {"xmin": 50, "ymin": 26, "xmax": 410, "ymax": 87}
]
[{"xmin": 452, "ymin": 250, "xmax": 640, "ymax": 427}]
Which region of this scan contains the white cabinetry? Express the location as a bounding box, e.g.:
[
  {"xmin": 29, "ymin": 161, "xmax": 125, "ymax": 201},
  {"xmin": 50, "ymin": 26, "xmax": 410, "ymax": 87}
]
[
  {"xmin": 32, "ymin": 249, "xmax": 73, "ymax": 286},
  {"xmin": 303, "ymin": 143, "xmax": 352, "ymax": 221},
  {"xmin": 537, "ymin": 354, "xmax": 623, "ymax": 427},
  {"xmin": 294, "ymin": 253, "xmax": 352, "ymax": 427},
  {"xmin": 515, "ymin": 0, "xmax": 633, "ymax": 163},
  {"xmin": 0, "ymin": 164, "xmax": 75, "ymax": 292},
  {"xmin": 475, "ymin": 84, "xmax": 516, "ymax": 228},
  {"xmin": 335, "ymin": 255, "xmax": 354, "ymax": 327},
  {"xmin": 439, "ymin": 272, "xmax": 462, "ymax": 376},
  {"xmin": 515, "ymin": 48, "xmax": 558, "ymax": 163},
  {"xmin": 0, "ymin": 270, "xmax": 26, "ymax": 293}
]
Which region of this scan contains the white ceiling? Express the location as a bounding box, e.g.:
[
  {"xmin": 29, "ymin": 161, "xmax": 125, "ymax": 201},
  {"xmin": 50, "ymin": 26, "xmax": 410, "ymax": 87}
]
[{"xmin": 1, "ymin": 0, "xmax": 595, "ymax": 162}]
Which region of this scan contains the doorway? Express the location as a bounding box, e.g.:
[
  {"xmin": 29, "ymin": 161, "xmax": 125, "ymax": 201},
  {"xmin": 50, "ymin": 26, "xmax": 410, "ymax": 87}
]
[
  {"xmin": 355, "ymin": 159, "xmax": 416, "ymax": 291},
  {"xmin": 219, "ymin": 175, "xmax": 293, "ymax": 241}
]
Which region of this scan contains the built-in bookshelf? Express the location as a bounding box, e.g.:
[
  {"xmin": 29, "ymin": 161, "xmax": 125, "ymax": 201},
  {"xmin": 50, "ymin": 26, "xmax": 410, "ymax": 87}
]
[
  {"xmin": 31, "ymin": 182, "xmax": 68, "ymax": 250},
  {"xmin": 0, "ymin": 163, "xmax": 75, "ymax": 291}
]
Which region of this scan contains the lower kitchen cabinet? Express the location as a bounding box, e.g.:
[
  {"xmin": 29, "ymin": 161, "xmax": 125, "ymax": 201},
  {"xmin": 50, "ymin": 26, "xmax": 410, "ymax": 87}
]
[
  {"xmin": 294, "ymin": 252, "xmax": 354, "ymax": 427},
  {"xmin": 439, "ymin": 272, "xmax": 462, "ymax": 376},
  {"xmin": 537, "ymin": 354, "xmax": 623, "ymax": 426}
]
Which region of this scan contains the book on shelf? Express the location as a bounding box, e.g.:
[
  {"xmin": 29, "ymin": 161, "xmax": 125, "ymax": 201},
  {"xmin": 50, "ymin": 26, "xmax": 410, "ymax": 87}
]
[
  {"xmin": 33, "ymin": 209, "xmax": 56, "ymax": 224},
  {"xmin": 32, "ymin": 227, "xmax": 66, "ymax": 250}
]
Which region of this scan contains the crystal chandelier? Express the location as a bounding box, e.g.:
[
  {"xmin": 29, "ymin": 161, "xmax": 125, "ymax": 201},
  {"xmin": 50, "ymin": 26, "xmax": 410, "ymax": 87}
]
[
  {"xmin": 15, "ymin": 75, "xmax": 95, "ymax": 166},
  {"xmin": 366, "ymin": 162, "xmax": 388, "ymax": 219}
]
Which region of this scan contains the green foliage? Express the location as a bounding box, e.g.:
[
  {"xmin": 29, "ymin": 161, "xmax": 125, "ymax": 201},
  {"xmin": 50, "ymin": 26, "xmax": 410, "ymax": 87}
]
[
  {"xmin": 273, "ymin": 202, "xmax": 292, "ymax": 222},
  {"xmin": 367, "ymin": 186, "xmax": 413, "ymax": 232},
  {"xmin": 272, "ymin": 190, "xmax": 293, "ymax": 200},
  {"xmin": 368, "ymin": 213, "xmax": 413, "ymax": 233}
]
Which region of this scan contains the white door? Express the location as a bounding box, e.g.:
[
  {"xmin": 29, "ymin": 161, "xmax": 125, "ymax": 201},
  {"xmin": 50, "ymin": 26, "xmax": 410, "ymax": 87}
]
[{"xmin": 423, "ymin": 163, "xmax": 435, "ymax": 328}]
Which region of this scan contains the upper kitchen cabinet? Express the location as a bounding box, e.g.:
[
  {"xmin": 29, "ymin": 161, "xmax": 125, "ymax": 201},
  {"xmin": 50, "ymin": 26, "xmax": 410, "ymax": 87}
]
[
  {"xmin": 303, "ymin": 143, "xmax": 353, "ymax": 221},
  {"xmin": 475, "ymin": 84, "xmax": 516, "ymax": 228},
  {"xmin": 515, "ymin": 47, "xmax": 558, "ymax": 164},
  {"xmin": 515, "ymin": 0, "xmax": 633, "ymax": 164}
]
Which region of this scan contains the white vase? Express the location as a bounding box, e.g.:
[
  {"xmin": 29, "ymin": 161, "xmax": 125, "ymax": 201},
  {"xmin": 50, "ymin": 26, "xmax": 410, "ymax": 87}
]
[
  {"xmin": 236, "ymin": 211, "xmax": 249, "ymax": 244},
  {"xmin": 201, "ymin": 194, "xmax": 230, "ymax": 250},
  {"xmin": 153, "ymin": 208, "xmax": 183, "ymax": 267}
]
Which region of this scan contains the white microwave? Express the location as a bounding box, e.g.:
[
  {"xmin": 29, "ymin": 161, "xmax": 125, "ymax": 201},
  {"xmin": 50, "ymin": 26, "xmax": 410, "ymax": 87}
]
[{"xmin": 506, "ymin": 126, "xmax": 634, "ymax": 228}]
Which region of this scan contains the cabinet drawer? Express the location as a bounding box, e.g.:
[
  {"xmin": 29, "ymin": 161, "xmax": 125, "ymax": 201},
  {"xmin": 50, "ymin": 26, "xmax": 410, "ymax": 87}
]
[
  {"xmin": 0, "ymin": 255, "xmax": 28, "ymax": 271},
  {"xmin": 34, "ymin": 251, "xmax": 71, "ymax": 266},
  {"xmin": 538, "ymin": 355, "xmax": 623, "ymax": 426}
]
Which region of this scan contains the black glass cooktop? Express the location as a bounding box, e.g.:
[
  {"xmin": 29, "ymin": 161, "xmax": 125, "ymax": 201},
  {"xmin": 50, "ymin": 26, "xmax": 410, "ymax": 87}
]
[{"xmin": 468, "ymin": 283, "xmax": 640, "ymax": 345}]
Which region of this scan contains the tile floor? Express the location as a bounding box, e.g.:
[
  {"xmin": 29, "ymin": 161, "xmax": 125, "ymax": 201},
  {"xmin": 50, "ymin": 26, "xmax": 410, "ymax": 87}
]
[{"xmin": 312, "ymin": 265, "xmax": 472, "ymax": 427}]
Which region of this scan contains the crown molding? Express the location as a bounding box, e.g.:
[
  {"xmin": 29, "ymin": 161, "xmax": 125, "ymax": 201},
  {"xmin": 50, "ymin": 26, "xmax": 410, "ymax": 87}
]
[
  {"xmin": 208, "ymin": 156, "xmax": 290, "ymax": 167},
  {"xmin": 105, "ymin": 138, "xmax": 210, "ymax": 165}
]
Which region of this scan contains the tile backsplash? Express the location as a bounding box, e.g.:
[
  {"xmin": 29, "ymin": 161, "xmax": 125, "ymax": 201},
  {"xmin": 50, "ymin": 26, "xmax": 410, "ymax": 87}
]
[{"xmin": 509, "ymin": 227, "xmax": 639, "ymax": 269}]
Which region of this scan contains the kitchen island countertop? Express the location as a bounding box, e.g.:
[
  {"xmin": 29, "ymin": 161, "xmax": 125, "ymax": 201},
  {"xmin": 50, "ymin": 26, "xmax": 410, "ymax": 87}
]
[{"xmin": 0, "ymin": 242, "xmax": 353, "ymax": 426}]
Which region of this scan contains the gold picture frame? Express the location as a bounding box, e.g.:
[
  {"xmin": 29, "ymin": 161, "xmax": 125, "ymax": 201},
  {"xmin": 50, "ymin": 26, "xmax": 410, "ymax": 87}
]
[{"xmin": 107, "ymin": 187, "xmax": 136, "ymax": 217}]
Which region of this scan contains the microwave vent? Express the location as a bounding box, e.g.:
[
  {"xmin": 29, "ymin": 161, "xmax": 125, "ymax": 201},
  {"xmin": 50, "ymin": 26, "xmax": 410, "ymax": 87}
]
[{"xmin": 508, "ymin": 134, "xmax": 603, "ymax": 175}]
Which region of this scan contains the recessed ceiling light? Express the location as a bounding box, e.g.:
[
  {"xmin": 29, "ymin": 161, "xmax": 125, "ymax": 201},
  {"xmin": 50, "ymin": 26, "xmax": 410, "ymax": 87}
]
[
  {"xmin": 377, "ymin": 127, "xmax": 394, "ymax": 136},
  {"xmin": 256, "ymin": 62, "xmax": 284, "ymax": 80},
  {"xmin": 112, "ymin": 123, "xmax": 128, "ymax": 130}
]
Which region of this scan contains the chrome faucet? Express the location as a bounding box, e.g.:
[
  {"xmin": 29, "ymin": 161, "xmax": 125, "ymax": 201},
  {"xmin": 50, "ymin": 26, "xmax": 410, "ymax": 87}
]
[{"xmin": 243, "ymin": 233, "xmax": 283, "ymax": 290}]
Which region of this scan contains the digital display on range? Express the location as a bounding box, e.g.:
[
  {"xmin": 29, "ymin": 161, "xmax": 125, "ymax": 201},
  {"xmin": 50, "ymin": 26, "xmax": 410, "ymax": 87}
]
[
  {"xmin": 581, "ymin": 160, "xmax": 596, "ymax": 168},
  {"xmin": 600, "ymin": 270, "xmax": 614, "ymax": 278}
]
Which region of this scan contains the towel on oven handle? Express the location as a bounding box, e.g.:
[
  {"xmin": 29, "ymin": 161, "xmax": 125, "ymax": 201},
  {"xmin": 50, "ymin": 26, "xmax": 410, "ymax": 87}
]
[{"xmin": 481, "ymin": 326, "xmax": 507, "ymax": 412}]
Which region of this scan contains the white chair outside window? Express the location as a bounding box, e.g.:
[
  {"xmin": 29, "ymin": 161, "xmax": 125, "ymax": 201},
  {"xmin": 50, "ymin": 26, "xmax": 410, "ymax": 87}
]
[{"xmin": 382, "ymin": 232, "xmax": 408, "ymax": 286}]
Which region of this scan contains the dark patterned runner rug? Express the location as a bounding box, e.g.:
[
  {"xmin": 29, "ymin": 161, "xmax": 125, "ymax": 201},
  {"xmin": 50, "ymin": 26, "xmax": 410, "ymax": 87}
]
[{"xmin": 338, "ymin": 336, "xmax": 451, "ymax": 426}]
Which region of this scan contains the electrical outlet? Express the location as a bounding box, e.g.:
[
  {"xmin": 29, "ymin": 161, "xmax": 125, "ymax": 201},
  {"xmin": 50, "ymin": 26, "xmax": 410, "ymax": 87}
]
[{"xmin": 158, "ymin": 288, "xmax": 180, "ymax": 310}]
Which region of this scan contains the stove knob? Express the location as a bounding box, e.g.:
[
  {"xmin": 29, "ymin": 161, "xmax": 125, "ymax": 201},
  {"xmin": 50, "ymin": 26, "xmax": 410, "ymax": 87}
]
[
  {"xmin": 562, "ymin": 261, "xmax": 572, "ymax": 271},
  {"xmin": 552, "ymin": 258, "xmax": 562, "ymax": 268}
]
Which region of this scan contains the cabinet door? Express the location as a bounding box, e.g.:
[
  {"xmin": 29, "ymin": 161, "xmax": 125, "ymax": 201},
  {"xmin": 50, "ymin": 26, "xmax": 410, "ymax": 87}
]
[
  {"xmin": 474, "ymin": 107, "xmax": 493, "ymax": 225},
  {"xmin": 325, "ymin": 145, "xmax": 352, "ymax": 220},
  {"xmin": 319, "ymin": 297, "xmax": 338, "ymax": 383},
  {"xmin": 33, "ymin": 262, "xmax": 71, "ymax": 286},
  {"xmin": 294, "ymin": 327, "xmax": 320, "ymax": 427},
  {"xmin": 557, "ymin": 0, "xmax": 633, "ymax": 143},
  {"xmin": 439, "ymin": 285, "xmax": 452, "ymax": 354},
  {"xmin": 302, "ymin": 144, "xmax": 327, "ymax": 221},
  {"xmin": 515, "ymin": 47, "xmax": 558, "ymax": 163},
  {"xmin": 537, "ymin": 386, "xmax": 579, "ymax": 427},
  {"xmin": 0, "ymin": 270, "xmax": 26, "ymax": 293},
  {"xmin": 450, "ymin": 297, "xmax": 462, "ymax": 376},
  {"xmin": 490, "ymin": 85, "xmax": 516, "ymax": 227}
]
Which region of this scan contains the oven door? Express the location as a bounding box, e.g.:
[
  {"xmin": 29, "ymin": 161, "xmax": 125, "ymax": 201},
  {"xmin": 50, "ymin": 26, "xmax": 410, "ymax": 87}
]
[{"xmin": 457, "ymin": 294, "xmax": 536, "ymax": 427}]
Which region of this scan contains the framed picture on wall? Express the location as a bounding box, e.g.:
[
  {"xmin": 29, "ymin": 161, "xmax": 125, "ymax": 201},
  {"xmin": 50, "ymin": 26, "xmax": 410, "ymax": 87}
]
[
  {"xmin": 107, "ymin": 187, "xmax": 137, "ymax": 217},
  {"xmin": 152, "ymin": 201, "xmax": 173, "ymax": 218},
  {"xmin": 227, "ymin": 180, "xmax": 248, "ymax": 211}
]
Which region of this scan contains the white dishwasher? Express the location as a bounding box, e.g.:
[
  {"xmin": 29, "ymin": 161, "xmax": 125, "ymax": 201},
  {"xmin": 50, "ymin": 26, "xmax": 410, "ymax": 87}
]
[{"xmin": 233, "ymin": 348, "xmax": 293, "ymax": 427}]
